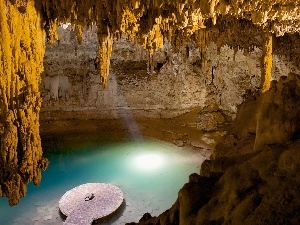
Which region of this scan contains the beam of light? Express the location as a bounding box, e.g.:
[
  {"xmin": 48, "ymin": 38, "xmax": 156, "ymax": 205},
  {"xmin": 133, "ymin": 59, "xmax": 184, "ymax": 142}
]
[{"xmin": 113, "ymin": 73, "xmax": 143, "ymax": 141}]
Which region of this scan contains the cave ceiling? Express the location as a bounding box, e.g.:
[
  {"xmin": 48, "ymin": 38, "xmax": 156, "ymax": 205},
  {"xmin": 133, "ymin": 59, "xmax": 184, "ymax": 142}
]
[
  {"xmin": 41, "ymin": 0, "xmax": 300, "ymax": 87},
  {"xmin": 1, "ymin": 0, "xmax": 300, "ymax": 205}
]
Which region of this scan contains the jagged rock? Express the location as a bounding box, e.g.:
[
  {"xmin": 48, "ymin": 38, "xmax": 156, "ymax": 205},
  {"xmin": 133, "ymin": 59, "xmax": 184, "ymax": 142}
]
[
  {"xmin": 255, "ymin": 74, "xmax": 300, "ymax": 150},
  {"xmin": 197, "ymin": 110, "xmax": 226, "ymax": 131}
]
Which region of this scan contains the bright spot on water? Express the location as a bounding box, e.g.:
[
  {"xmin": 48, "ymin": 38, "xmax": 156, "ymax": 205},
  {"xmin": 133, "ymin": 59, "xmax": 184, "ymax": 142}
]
[{"xmin": 133, "ymin": 152, "xmax": 165, "ymax": 171}]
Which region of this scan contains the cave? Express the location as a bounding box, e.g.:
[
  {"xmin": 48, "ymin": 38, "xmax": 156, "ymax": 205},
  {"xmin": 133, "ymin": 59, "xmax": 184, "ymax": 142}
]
[{"xmin": 1, "ymin": 0, "xmax": 300, "ymax": 224}]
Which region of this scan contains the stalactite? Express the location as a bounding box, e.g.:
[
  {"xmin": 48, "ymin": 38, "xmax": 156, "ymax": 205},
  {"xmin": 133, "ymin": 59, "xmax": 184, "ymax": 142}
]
[
  {"xmin": 75, "ymin": 24, "xmax": 83, "ymax": 44},
  {"xmin": 261, "ymin": 32, "xmax": 273, "ymax": 92},
  {"xmin": 96, "ymin": 24, "xmax": 113, "ymax": 89},
  {"xmin": 0, "ymin": 0, "xmax": 48, "ymax": 206},
  {"xmin": 45, "ymin": 19, "xmax": 59, "ymax": 45},
  {"xmin": 147, "ymin": 49, "xmax": 154, "ymax": 74},
  {"xmin": 39, "ymin": 0, "xmax": 300, "ymax": 85}
]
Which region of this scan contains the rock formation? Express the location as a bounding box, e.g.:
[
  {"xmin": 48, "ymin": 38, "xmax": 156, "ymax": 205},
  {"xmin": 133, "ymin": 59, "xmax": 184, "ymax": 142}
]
[
  {"xmin": 39, "ymin": 0, "xmax": 300, "ymax": 89},
  {"xmin": 1, "ymin": 0, "xmax": 300, "ymax": 216},
  {"xmin": 0, "ymin": 0, "xmax": 48, "ymax": 205},
  {"xmin": 41, "ymin": 28, "xmax": 299, "ymax": 123}
]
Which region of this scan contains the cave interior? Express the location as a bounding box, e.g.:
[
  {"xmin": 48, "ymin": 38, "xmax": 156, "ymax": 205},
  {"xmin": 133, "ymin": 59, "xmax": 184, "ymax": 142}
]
[{"xmin": 1, "ymin": 0, "xmax": 300, "ymax": 224}]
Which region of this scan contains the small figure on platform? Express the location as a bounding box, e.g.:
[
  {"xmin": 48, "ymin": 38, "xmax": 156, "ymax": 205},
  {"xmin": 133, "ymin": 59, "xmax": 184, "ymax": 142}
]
[{"xmin": 85, "ymin": 193, "xmax": 95, "ymax": 201}]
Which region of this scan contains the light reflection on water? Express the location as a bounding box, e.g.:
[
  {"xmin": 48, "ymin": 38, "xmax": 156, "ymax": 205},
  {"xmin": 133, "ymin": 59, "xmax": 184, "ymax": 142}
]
[{"xmin": 0, "ymin": 139, "xmax": 204, "ymax": 225}]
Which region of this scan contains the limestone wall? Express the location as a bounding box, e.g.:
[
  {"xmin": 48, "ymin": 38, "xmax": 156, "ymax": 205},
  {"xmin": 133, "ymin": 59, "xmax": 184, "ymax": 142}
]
[{"xmin": 41, "ymin": 26, "xmax": 300, "ymax": 123}]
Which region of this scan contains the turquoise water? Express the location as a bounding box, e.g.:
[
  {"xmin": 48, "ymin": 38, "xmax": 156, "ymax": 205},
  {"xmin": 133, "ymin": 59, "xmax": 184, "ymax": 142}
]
[{"xmin": 0, "ymin": 139, "xmax": 204, "ymax": 225}]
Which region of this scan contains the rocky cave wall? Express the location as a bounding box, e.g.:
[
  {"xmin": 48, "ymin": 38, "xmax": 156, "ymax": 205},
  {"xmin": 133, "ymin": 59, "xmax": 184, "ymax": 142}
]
[{"xmin": 42, "ymin": 26, "xmax": 300, "ymax": 132}]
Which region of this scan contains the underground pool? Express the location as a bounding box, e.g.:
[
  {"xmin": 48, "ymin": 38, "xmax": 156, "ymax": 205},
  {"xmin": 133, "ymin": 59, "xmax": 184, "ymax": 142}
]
[{"xmin": 0, "ymin": 139, "xmax": 205, "ymax": 225}]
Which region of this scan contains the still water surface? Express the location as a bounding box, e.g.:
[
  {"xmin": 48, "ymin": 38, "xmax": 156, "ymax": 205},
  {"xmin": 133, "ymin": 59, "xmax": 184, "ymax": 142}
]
[{"xmin": 0, "ymin": 139, "xmax": 204, "ymax": 224}]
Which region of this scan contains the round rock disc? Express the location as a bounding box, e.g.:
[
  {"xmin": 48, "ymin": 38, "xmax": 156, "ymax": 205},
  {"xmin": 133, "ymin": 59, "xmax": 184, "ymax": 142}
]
[{"xmin": 59, "ymin": 183, "xmax": 123, "ymax": 224}]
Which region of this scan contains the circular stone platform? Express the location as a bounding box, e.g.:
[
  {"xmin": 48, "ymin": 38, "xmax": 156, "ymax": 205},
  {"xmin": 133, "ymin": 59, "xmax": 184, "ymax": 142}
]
[{"xmin": 59, "ymin": 183, "xmax": 124, "ymax": 225}]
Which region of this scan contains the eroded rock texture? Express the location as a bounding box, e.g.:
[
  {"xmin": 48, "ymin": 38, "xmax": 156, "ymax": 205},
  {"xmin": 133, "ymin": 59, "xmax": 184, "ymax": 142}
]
[
  {"xmin": 41, "ymin": 29, "xmax": 265, "ymax": 120},
  {"xmin": 40, "ymin": 0, "xmax": 300, "ymax": 88},
  {"xmin": 41, "ymin": 26, "xmax": 300, "ymax": 131},
  {"xmin": 0, "ymin": 0, "xmax": 48, "ymax": 205}
]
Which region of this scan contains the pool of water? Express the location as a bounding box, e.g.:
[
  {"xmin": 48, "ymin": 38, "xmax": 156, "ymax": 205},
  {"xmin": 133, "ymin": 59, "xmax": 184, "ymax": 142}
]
[{"xmin": 0, "ymin": 139, "xmax": 205, "ymax": 225}]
